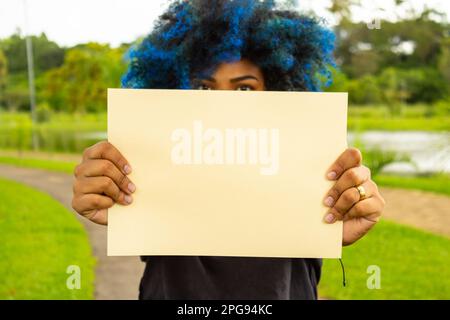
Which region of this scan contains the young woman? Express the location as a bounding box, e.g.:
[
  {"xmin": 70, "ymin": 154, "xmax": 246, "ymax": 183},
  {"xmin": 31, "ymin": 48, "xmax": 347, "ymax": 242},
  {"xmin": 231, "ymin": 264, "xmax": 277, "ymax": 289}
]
[{"xmin": 72, "ymin": 0, "xmax": 385, "ymax": 299}]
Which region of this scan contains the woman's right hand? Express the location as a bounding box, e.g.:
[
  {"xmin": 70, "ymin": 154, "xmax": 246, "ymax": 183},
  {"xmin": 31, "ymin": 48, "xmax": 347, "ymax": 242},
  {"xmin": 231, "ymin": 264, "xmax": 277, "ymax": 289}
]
[{"xmin": 72, "ymin": 141, "xmax": 136, "ymax": 225}]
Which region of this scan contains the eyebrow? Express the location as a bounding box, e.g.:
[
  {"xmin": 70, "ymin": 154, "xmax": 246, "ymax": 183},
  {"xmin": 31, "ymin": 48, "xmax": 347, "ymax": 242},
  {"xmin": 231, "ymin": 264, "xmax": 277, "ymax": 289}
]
[
  {"xmin": 196, "ymin": 75, "xmax": 260, "ymax": 83},
  {"xmin": 230, "ymin": 75, "xmax": 259, "ymax": 83}
]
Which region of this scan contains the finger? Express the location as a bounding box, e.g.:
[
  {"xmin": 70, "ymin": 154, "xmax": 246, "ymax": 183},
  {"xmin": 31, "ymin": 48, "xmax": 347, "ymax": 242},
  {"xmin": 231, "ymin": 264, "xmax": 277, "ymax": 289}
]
[
  {"xmin": 325, "ymin": 180, "xmax": 376, "ymax": 222},
  {"xmin": 342, "ymin": 217, "xmax": 377, "ymax": 246},
  {"xmin": 74, "ymin": 176, "xmax": 132, "ymax": 205},
  {"xmin": 83, "ymin": 141, "xmax": 131, "ymax": 175},
  {"xmin": 326, "ymin": 147, "xmax": 362, "ymax": 181},
  {"xmin": 325, "ymin": 165, "xmax": 371, "ymax": 203},
  {"xmin": 345, "ymin": 196, "xmax": 384, "ymax": 221},
  {"xmin": 85, "ymin": 209, "xmax": 108, "ymax": 225},
  {"xmin": 72, "ymin": 193, "xmax": 114, "ymax": 218},
  {"xmin": 75, "ymin": 159, "xmax": 136, "ymax": 195}
]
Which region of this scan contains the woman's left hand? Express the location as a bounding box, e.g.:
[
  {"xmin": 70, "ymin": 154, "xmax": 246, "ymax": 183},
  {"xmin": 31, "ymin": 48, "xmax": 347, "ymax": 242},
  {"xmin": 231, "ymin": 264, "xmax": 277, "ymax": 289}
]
[{"xmin": 323, "ymin": 147, "xmax": 385, "ymax": 246}]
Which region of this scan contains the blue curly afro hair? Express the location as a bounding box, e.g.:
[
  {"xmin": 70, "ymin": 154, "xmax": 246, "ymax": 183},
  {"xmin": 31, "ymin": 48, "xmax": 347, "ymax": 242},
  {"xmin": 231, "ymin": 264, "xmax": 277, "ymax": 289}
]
[{"xmin": 121, "ymin": 0, "xmax": 335, "ymax": 91}]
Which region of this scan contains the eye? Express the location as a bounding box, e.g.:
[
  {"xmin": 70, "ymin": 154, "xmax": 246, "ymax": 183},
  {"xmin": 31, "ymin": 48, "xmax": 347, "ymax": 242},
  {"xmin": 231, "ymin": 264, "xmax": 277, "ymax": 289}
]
[
  {"xmin": 197, "ymin": 84, "xmax": 212, "ymax": 90},
  {"xmin": 236, "ymin": 85, "xmax": 254, "ymax": 91}
]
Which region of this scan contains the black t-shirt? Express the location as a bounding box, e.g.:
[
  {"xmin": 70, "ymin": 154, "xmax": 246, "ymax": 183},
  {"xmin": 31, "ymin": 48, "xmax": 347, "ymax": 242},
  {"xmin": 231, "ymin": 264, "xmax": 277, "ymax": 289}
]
[{"xmin": 138, "ymin": 256, "xmax": 321, "ymax": 299}]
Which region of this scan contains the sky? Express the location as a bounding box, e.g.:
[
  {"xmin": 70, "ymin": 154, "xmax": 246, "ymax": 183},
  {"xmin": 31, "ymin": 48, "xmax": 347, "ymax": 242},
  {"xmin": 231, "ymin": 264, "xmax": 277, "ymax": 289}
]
[{"xmin": 0, "ymin": 0, "xmax": 449, "ymax": 47}]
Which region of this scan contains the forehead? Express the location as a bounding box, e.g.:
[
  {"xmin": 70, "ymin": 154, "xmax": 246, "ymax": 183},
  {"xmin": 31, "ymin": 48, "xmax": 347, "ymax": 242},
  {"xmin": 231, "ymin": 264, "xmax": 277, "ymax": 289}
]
[{"xmin": 211, "ymin": 59, "xmax": 263, "ymax": 77}]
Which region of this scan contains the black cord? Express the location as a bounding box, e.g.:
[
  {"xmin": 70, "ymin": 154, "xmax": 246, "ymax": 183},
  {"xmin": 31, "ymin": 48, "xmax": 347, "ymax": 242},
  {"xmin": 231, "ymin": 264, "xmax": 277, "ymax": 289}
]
[{"xmin": 339, "ymin": 258, "xmax": 346, "ymax": 287}]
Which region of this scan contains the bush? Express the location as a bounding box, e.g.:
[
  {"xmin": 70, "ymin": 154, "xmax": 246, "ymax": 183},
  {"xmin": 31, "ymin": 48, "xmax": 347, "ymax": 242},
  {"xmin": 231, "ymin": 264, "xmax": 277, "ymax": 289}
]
[
  {"xmin": 336, "ymin": 67, "xmax": 449, "ymax": 107},
  {"xmin": 432, "ymin": 99, "xmax": 450, "ymax": 116},
  {"xmin": 347, "ymin": 76, "xmax": 383, "ymax": 105},
  {"xmin": 378, "ymin": 67, "xmax": 448, "ymax": 106},
  {"xmin": 35, "ymin": 102, "xmax": 52, "ymax": 123}
]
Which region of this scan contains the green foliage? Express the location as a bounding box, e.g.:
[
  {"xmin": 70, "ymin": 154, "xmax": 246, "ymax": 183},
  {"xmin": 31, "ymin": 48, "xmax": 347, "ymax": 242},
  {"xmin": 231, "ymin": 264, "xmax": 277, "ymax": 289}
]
[
  {"xmin": 431, "ymin": 99, "xmax": 450, "ymax": 117},
  {"xmin": 0, "ymin": 32, "xmax": 65, "ymax": 75},
  {"xmin": 328, "ymin": 67, "xmax": 448, "ymax": 106},
  {"xmin": 336, "ymin": 12, "xmax": 448, "ymax": 76},
  {"xmin": 35, "ymin": 102, "xmax": 52, "ymax": 123},
  {"xmin": 331, "ymin": 5, "xmax": 450, "ymax": 105},
  {"xmin": 0, "ymin": 49, "xmax": 7, "ymax": 108},
  {"xmin": 348, "ymin": 75, "xmax": 383, "ymax": 105},
  {"xmin": 40, "ymin": 43, "xmax": 126, "ymax": 113},
  {"xmin": 327, "ymin": 68, "xmax": 384, "ymax": 105},
  {"xmin": 438, "ymin": 37, "xmax": 450, "ymax": 83},
  {"xmin": 389, "ymin": 68, "xmax": 448, "ymax": 104},
  {"xmin": 1, "ymin": 77, "xmax": 30, "ymax": 111},
  {"xmin": 325, "ymin": 67, "xmax": 349, "ymax": 92},
  {"xmin": 377, "ymin": 68, "xmax": 410, "ymax": 107},
  {"xmin": 0, "ymin": 49, "xmax": 7, "ymax": 83},
  {"xmin": 0, "ymin": 35, "xmax": 128, "ymax": 113}
]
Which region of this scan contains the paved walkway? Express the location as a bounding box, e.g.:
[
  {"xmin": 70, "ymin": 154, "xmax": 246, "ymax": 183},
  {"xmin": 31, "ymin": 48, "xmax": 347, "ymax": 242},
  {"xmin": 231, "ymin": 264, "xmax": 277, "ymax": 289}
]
[
  {"xmin": 380, "ymin": 187, "xmax": 450, "ymax": 237},
  {"xmin": 0, "ymin": 164, "xmax": 145, "ymax": 300},
  {"xmin": 0, "ymin": 164, "xmax": 448, "ymax": 299}
]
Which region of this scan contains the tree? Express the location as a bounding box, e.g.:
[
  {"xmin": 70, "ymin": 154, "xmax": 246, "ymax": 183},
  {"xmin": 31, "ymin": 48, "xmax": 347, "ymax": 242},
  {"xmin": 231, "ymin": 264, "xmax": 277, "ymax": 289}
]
[
  {"xmin": 377, "ymin": 68, "xmax": 408, "ymax": 108},
  {"xmin": 438, "ymin": 38, "xmax": 450, "ymax": 85},
  {"xmin": 329, "ymin": 0, "xmax": 360, "ymax": 24},
  {"xmin": 334, "ymin": 6, "xmax": 449, "ymax": 78},
  {"xmin": 41, "ymin": 43, "xmax": 127, "ymax": 113},
  {"xmin": 0, "ymin": 31, "xmax": 65, "ymax": 75},
  {"xmin": 0, "ymin": 49, "xmax": 7, "ymax": 107},
  {"xmin": 0, "ymin": 32, "xmax": 66, "ymax": 110}
]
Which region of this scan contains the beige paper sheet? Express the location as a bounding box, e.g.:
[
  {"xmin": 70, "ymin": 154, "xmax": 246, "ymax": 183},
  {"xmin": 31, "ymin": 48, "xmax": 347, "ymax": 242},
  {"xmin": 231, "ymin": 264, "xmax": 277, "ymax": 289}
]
[{"xmin": 107, "ymin": 88, "xmax": 347, "ymax": 258}]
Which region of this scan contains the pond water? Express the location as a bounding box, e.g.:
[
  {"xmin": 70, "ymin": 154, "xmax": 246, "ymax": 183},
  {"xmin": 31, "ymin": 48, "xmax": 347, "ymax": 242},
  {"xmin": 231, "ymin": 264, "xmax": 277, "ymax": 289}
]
[{"xmin": 348, "ymin": 131, "xmax": 450, "ymax": 174}]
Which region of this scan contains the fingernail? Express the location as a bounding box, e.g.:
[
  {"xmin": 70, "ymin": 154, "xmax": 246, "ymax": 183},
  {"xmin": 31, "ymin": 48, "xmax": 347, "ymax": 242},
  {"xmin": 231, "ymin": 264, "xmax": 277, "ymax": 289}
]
[
  {"xmin": 324, "ymin": 213, "xmax": 336, "ymax": 224},
  {"xmin": 123, "ymin": 165, "xmax": 132, "ymax": 175},
  {"xmin": 124, "ymin": 195, "xmax": 133, "ymax": 204},
  {"xmin": 324, "ymin": 196, "xmax": 334, "ymax": 207},
  {"xmin": 327, "ymin": 171, "xmax": 337, "ymax": 180},
  {"xmin": 128, "ymin": 182, "xmax": 136, "ymax": 193}
]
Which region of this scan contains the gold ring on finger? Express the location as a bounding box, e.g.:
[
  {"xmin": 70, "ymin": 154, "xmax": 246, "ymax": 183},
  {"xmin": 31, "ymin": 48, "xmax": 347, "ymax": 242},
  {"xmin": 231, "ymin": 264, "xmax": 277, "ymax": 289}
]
[{"xmin": 356, "ymin": 185, "xmax": 367, "ymax": 201}]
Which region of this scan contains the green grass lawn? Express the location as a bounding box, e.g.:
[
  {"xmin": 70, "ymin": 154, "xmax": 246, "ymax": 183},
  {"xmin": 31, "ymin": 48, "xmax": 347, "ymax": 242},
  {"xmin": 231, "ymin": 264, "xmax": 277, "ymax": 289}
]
[
  {"xmin": 0, "ymin": 156, "xmax": 77, "ymax": 174},
  {"xmin": 348, "ymin": 116, "xmax": 450, "ymax": 131},
  {"xmin": 347, "ymin": 105, "xmax": 450, "ymax": 131},
  {"xmin": 374, "ymin": 174, "xmax": 450, "ymax": 196},
  {"xmin": 0, "ymin": 177, "xmax": 95, "ymax": 299},
  {"xmin": 319, "ymin": 220, "xmax": 450, "ymax": 299}
]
